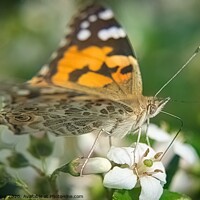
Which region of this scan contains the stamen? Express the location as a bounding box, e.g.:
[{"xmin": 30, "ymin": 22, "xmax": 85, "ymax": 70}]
[
  {"xmin": 143, "ymin": 148, "xmax": 150, "ymax": 157},
  {"xmin": 154, "ymin": 152, "xmax": 163, "ymax": 160},
  {"xmin": 142, "ymin": 169, "xmax": 163, "ymax": 177},
  {"xmin": 154, "ymin": 169, "xmax": 163, "ymax": 173},
  {"xmin": 132, "ymin": 163, "xmax": 139, "ymax": 177}
]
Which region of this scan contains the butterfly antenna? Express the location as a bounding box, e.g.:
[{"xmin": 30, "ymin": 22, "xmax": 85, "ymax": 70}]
[
  {"xmin": 155, "ymin": 46, "xmax": 200, "ymax": 97},
  {"xmin": 159, "ymin": 111, "xmax": 183, "ymax": 160}
]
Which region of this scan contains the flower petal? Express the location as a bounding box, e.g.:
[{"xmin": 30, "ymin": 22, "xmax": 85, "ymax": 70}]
[
  {"xmin": 103, "ymin": 167, "xmax": 137, "ymax": 189},
  {"xmin": 139, "ymin": 176, "xmax": 163, "ymax": 200},
  {"xmin": 147, "ymin": 124, "xmax": 171, "ymax": 142},
  {"xmin": 107, "ymin": 146, "xmax": 134, "ymax": 166},
  {"xmin": 150, "ymin": 162, "xmax": 166, "ymax": 185},
  {"xmin": 174, "ymin": 142, "xmax": 199, "ymax": 165},
  {"xmin": 134, "ymin": 143, "xmax": 156, "ymax": 160}
]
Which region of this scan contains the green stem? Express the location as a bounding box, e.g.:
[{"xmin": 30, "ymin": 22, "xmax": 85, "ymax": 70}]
[
  {"xmin": 29, "ymin": 163, "xmax": 46, "ymax": 176},
  {"xmin": 49, "ymin": 169, "xmax": 60, "ymax": 195},
  {"xmin": 15, "ymin": 177, "xmax": 32, "ymax": 195}
]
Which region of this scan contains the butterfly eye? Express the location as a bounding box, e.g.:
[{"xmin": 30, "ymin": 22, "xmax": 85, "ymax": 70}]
[
  {"xmin": 149, "ymin": 104, "xmax": 157, "ymax": 115},
  {"xmin": 14, "ymin": 114, "xmax": 32, "ymax": 122}
]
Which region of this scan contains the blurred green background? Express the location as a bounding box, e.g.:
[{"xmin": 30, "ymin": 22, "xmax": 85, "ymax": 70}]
[
  {"xmin": 0, "ymin": 0, "xmax": 200, "ymax": 199},
  {"xmin": 0, "ymin": 0, "xmax": 200, "ymax": 156},
  {"xmin": 0, "ymin": 0, "xmax": 200, "ymax": 198}
]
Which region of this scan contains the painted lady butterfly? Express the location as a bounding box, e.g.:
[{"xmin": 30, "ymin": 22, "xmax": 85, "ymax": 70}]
[{"xmin": 0, "ymin": 4, "xmax": 169, "ymax": 138}]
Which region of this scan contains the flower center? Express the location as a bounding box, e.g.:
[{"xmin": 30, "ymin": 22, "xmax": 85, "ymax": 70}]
[
  {"xmin": 131, "ymin": 150, "xmax": 164, "ymax": 178},
  {"xmin": 143, "ymin": 159, "xmax": 153, "ymax": 167}
]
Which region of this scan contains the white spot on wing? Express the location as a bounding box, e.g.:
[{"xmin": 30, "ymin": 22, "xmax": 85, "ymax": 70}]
[
  {"xmin": 77, "ymin": 29, "xmax": 91, "ymax": 41},
  {"xmin": 17, "ymin": 89, "xmax": 31, "ymax": 96},
  {"xmin": 39, "ymin": 65, "xmax": 49, "ymax": 76},
  {"xmin": 59, "ymin": 38, "xmax": 68, "ymax": 47},
  {"xmin": 88, "ymin": 15, "xmax": 97, "ymax": 22},
  {"xmin": 98, "ymin": 9, "xmax": 113, "ymax": 20},
  {"xmin": 98, "ymin": 27, "xmax": 126, "ymax": 41},
  {"xmin": 80, "ymin": 21, "xmax": 90, "ymax": 29},
  {"xmin": 50, "ymin": 51, "xmax": 58, "ymax": 60},
  {"xmin": 118, "ymin": 28, "xmax": 126, "ymax": 38}
]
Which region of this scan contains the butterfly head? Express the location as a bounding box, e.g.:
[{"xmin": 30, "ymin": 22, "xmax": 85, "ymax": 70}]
[{"xmin": 146, "ymin": 97, "xmax": 170, "ymax": 118}]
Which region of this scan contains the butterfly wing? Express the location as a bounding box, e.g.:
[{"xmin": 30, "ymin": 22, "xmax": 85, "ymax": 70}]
[
  {"xmin": 0, "ymin": 84, "xmax": 134, "ymax": 136},
  {"xmin": 0, "ymin": 4, "xmax": 143, "ymax": 136},
  {"xmin": 29, "ymin": 4, "xmax": 143, "ymax": 99}
]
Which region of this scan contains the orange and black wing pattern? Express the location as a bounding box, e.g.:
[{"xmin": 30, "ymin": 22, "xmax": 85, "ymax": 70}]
[{"xmin": 29, "ymin": 4, "xmax": 143, "ymax": 97}]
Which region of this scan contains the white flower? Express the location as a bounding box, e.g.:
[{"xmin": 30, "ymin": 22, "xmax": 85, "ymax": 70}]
[
  {"xmin": 103, "ymin": 143, "xmax": 166, "ymax": 200},
  {"xmin": 147, "ymin": 124, "xmax": 199, "ymax": 166},
  {"xmin": 78, "ymin": 157, "xmax": 112, "ymax": 175}
]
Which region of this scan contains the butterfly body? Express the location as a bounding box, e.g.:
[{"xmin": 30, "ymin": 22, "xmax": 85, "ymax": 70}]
[{"xmin": 0, "ymin": 4, "xmax": 169, "ymax": 137}]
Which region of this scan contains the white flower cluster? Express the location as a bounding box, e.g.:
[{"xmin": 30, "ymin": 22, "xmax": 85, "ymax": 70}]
[{"xmin": 75, "ymin": 124, "xmax": 198, "ymax": 200}]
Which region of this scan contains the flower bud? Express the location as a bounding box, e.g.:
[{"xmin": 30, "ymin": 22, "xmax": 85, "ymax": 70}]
[
  {"xmin": 78, "ymin": 157, "xmax": 112, "ymax": 175},
  {"xmin": 59, "ymin": 157, "xmax": 112, "ymax": 176}
]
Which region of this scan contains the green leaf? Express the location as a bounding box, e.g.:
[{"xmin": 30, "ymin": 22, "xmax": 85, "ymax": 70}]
[
  {"xmin": 164, "ymin": 155, "xmax": 180, "ymax": 189},
  {"xmin": 160, "ymin": 189, "xmax": 192, "ymax": 200},
  {"xmin": 113, "ymin": 188, "xmax": 140, "ymax": 200},
  {"xmin": 113, "ymin": 189, "xmax": 191, "ymax": 200},
  {"xmin": 51, "ymin": 158, "xmax": 81, "ymax": 179},
  {"xmin": 0, "ymin": 165, "xmax": 13, "ymax": 188},
  {"xmin": 7, "ymin": 152, "xmax": 30, "ymax": 168},
  {"xmin": 34, "ymin": 176, "xmax": 51, "ymax": 194},
  {"xmin": 27, "ymin": 134, "xmax": 54, "ymax": 159}
]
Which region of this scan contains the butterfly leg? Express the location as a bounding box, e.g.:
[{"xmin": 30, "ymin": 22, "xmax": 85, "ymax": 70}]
[
  {"xmin": 80, "ymin": 129, "xmax": 104, "ymax": 176},
  {"xmin": 109, "ymin": 135, "xmax": 112, "ymax": 147},
  {"xmin": 133, "ymin": 127, "xmax": 142, "ymax": 162},
  {"xmin": 145, "ymin": 118, "xmax": 151, "ymax": 146}
]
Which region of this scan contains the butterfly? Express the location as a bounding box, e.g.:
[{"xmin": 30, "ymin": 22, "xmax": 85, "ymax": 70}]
[{"xmin": 0, "ymin": 4, "xmax": 169, "ymax": 138}]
